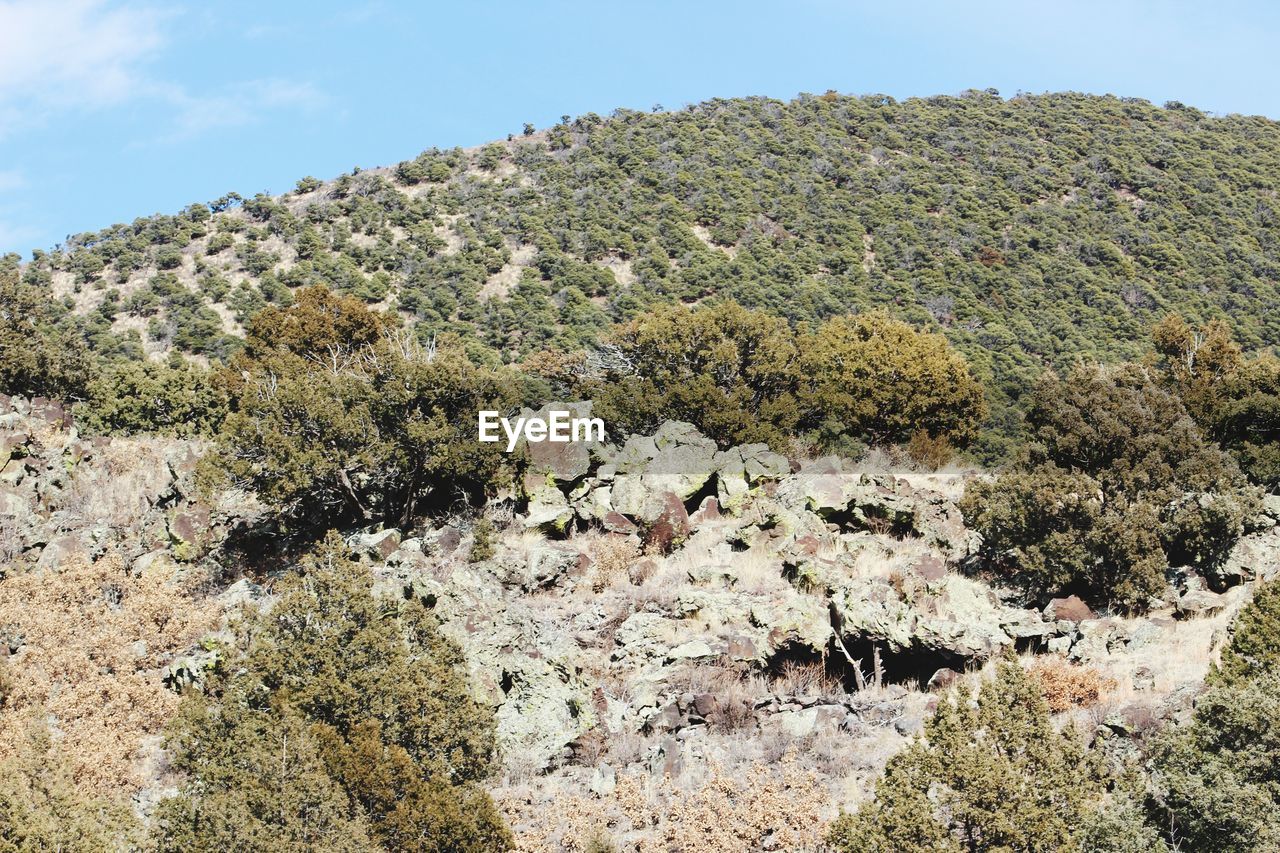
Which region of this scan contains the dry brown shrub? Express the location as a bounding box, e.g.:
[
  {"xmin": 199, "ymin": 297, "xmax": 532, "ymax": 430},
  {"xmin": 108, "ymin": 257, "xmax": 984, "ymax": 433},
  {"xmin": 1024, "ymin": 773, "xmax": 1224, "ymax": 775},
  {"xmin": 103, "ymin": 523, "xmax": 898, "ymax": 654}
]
[
  {"xmin": 772, "ymin": 660, "xmax": 841, "ymax": 697},
  {"xmin": 0, "ymin": 553, "xmax": 217, "ymax": 794},
  {"xmin": 589, "ymin": 534, "xmax": 640, "ymax": 592},
  {"xmin": 500, "ymin": 754, "xmax": 831, "ymax": 852},
  {"xmin": 905, "ymin": 430, "xmax": 954, "ymax": 470},
  {"xmin": 1028, "ymin": 657, "xmax": 1117, "ymax": 713}
]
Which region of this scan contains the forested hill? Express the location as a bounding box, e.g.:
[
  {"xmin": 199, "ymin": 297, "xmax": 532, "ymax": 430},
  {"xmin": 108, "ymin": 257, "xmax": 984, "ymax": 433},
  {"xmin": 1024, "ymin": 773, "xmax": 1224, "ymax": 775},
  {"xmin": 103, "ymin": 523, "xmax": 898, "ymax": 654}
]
[{"xmin": 14, "ymin": 90, "xmax": 1280, "ymax": 416}]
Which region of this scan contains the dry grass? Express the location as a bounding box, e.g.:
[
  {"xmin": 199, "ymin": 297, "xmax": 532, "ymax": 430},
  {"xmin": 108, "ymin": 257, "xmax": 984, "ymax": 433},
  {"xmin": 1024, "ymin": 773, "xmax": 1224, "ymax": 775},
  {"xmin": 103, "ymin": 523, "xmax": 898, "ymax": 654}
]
[
  {"xmin": 1027, "ymin": 657, "xmax": 1117, "ymax": 713},
  {"xmin": 0, "ymin": 553, "xmax": 217, "ymax": 794},
  {"xmin": 499, "ymin": 753, "xmax": 832, "ymax": 853},
  {"xmin": 588, "ymin": 534, "xmax": 640, "ymax": 593}
]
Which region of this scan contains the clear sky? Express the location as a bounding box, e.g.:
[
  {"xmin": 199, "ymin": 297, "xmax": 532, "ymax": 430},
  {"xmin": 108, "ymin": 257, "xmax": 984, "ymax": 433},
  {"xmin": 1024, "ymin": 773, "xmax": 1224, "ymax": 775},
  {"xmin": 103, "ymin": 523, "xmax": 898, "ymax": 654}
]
[{"xmin": 2, "ymin": 0, "xmax": 1278, "ymax": 256}]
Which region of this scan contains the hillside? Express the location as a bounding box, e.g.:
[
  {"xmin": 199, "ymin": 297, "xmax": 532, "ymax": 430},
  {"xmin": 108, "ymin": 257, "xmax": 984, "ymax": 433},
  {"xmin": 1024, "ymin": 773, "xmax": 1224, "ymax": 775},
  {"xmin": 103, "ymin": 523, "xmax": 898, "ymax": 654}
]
[
  {"xmin": 15, "ymin": 90, "xmax": 1280, "ymax": 437},
  {"xmin": 5, "ymin": 88, "xmax": 1280, "ymax": 850}
]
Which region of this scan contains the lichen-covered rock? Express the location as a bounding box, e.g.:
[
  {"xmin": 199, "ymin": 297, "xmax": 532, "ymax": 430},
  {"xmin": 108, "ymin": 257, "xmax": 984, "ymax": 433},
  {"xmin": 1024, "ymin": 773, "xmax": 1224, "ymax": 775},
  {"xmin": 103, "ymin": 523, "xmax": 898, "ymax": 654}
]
[
  {"xmin": 518, "ymin": 402, "xmax": 603, "ymax": 485},
  {"xmin": 490, "ymin": 541, "xmax": 579, "ymax": 590},
  {"xmin": 524, "ymin": 483, "xmax": 574, "ymax": 533},
  {"xmin": 830, "ymin": 574, "xmax": 1041, "ymax": 664}
]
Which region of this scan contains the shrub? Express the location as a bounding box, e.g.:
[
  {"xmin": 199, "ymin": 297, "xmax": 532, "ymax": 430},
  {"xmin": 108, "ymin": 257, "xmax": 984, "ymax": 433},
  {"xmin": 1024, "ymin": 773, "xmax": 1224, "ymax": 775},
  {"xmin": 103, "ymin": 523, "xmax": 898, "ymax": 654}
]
[
  {"xmin": 1151, "ymin": 671, "xmax": 1280, "ymax": 852},
  {"xmin": 1152, "ymin": 315, "xmax": 1280, "ymax": 489},
  {"xmin": 0, "ymin": 722, "xmax": 141, "ymax": 851},
  {"xmin": 1211, "ymin": 579, "xmax": 1280, "ymax": 688},
  {"xmin": 798, "ymin": 312, "xmax": 986, "ymax": 450},
  {"xmin": 79, "ymin": 355, "xmax": 227, "ymax": 437},
  {"xmin": 205, "ymin": 286, "xmax": 517, "ymax": 528},
  {"xmin": 155, "ymin": 535, "xmax": 511, "ymax": 851},
  {"xmin": 0, "ymin": 554, "xmax": 215, "ymax": 793},
  {"xmin": 572, "ymin": 302, "xmax": 984, "ymax": 453},
  {"xmin": 0, "ymin": 261, "xmax": 92, "ymax": 400},
  {"xmin": 582, "ymin": 301, "xmax": 803, "ymax": 449},
  {"xmin": 827, "ymin": 656, "xmax": 1099, "ymax": 853},
  {"xmin": 961, "ymin": 364, "xmax": 1258, "ymax": 610},
  {"xmin": 1027, "ymin": 657, "xmax": 1116, "ymax": 712}
]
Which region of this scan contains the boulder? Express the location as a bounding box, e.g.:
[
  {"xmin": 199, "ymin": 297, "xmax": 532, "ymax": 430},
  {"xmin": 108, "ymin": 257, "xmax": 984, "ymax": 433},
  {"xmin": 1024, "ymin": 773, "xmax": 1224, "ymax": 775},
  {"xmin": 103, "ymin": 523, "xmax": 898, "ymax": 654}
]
[
  {"xmin": 35, "ymin": 534, "xmax": 85, "ymax": 571},
  {"xmin": 1044, "ymin": 595, "xmax": 1093, "ymax": 623},
  {"xmin": 346, "ymin": 528, "xmax": 402, "ymax": 561},
  {"xmin": 641, "ymin": 492, "xmax": 689, "ymax": 553},
  {"xmin": 524, "ymin": 484, "xmax": 574, "ymax": 533},
  {"xmin": 831, "ymin": 574, "xmax": 1027, "ymax": 666},
  {"xmin": 491, "ymin": 543, "xmax": 579, "ymax": 591},
  {"xmin": 519, "ymin": 402, "xmax": 600, "ymax": 484}
]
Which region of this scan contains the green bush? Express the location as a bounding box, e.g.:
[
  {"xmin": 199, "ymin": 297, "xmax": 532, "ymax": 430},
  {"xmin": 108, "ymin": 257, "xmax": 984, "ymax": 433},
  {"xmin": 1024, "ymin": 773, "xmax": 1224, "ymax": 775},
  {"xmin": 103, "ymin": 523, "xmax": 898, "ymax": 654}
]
[
  {"xmin": 571, "ymin": 301, "xmax": 984, "ymax": 453},
  {"xmin": 1212, "ymin": 580, "xmax": 1280, "ymax": 688},
  {"xmin": 206, "ymin": 286, "xmax": 516, "ymax": 528},
  {"xmin": 0, "ymin": 722, "xmax": 140, "ymax": 852},
  {"xmin": 154, "ymin": 534, "xmax": 511, "ymax": 852},
  {"xmin": 798, "ymin": 311, "xmax": 986, "ymax": 449},
  {"xmin": 827, "ymin": 656, "xmax": 1099, "ymax": 852},
  {"xmin": 1151, "ymin": 584, "xmax": 1280, "ymax": 852},
  {"xmin": 0, "ymin": 259, "xmax": 92, "ymax": 400},
  {"xmin": 1153, "ymin": 315, "xmax": 1280, "ymax": 489},
  {"xmin": 79, "ymin": 355, "xmax": 227, "ymax": 437},
  {"xmin": 962, "ymin": 364, "xmax": 1258, "ymax": 610}
]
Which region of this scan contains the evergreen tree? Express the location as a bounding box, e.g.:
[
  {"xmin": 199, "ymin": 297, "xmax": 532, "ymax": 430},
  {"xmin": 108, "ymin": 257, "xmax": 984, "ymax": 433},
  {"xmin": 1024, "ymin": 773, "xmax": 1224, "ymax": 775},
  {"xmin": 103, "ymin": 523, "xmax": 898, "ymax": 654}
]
[
  {"xmin": 828, "ymin": 656, "xmax": 1098, "ymax": 852},
  {"xmin": 154, "ymin": 535, "xmax": 511, "ymax": 852}
]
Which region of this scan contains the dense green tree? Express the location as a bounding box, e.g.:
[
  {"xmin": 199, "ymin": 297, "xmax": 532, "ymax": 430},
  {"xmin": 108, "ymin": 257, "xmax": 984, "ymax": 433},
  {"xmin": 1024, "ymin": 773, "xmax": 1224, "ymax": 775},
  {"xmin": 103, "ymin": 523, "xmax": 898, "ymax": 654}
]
[
  {"xmin": 1152, "ymin": 315, "xmax": 1280, "ymax": 489},
  {"xmin": 79, "ymin": 355, "xmax": 227, "ymax": 437},
  {"xmin": 798, "ymin": 311, "xmax": 986, "ymax": 451},
  {"xmin": 1211, "ymin": 579, "xmax": 1280, "ymax": 688},
  {"xmin": 155, "ymin": 535, "xmax": 510, "ymax": 852},
  {"xmin": 572, "ymin": 301, "xmax": 984, "ymax": 453},
  {"xmin": 0, "ymin": 258, "xmax": 92, "ymax": 400},
  {"xmin": 206, "ymin": 286, "xmax": 517, "ymax": 528},
  {"xmin": 0, "ymin": 723, "xmax": 140, "ymax": 852},
  {"xmin": 1150, "ymin": 582, "xmax": 1280, "ymax": 851},
  {"xmin": 827, "ymin": 656, "xmax": 1099, "ymax": 852},
  {"xmin": 581, "ymin": 301, "xmax": 803, "ymax": 449},
  {"xmin": 962, "ymin": 364, "xmax": 1258, "ymax": 609}
]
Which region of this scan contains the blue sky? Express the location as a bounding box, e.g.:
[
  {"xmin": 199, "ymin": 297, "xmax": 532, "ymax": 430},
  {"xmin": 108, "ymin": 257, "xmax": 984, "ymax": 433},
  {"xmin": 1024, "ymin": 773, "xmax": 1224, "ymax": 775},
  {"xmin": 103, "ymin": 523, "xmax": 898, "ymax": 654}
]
[{"xmin": 1, "ymin": 0, "xmax": 1278, "ymax": 255}]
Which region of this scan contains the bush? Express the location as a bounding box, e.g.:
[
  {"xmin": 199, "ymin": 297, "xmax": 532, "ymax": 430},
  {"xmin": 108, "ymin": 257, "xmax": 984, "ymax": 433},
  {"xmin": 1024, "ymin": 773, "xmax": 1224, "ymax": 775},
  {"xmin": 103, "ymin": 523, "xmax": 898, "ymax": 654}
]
[
  {"xmin": 79, "ymin": 355, "xmax": 227, "ymax": 437},
  {"xmin": 1146, "ymin": 581, "xmax": 1280, "ymax": 850},
  {"xmin": 1152, "ymin": 315, "xmax": 1280, "ymax": 489},
  {"xmin": 572, "ymin": 302, "xmax": 984, "ymax": 453},
  {"xmin": 1212, "ymin": 579, "xmax": 1280, "ymax": 688},
  {"xmin": 582, "ymin": 301, "xmax": 802, "ymax": 449},
  {"xmin": 0, "ymin": 260, "xmax": 92, "ymax": 400},
  {"xmin": 205, "ymin": 286, "xmax": 516, "ymax": 528},
  {"xmin": 961, "ymin": 364, "xmax": 1258, "ymax": 610},
  {"xmin": 0, "ymin": 722, "xmax": 141, "ymax": 852},
  {"xmin": 154, "ymin": 535, "xmax": 511, "ymax": 852},
  {"xmin": 1151, "ymin": 672, "xmax": 1280, "ymax": 851},
  {"xmin": 798, "ymin": 312, "xmax": 986, "ymax": 449},
  {"xmin": 827, "ymin": 656, "xmax": 1098, "ymax": 852}
]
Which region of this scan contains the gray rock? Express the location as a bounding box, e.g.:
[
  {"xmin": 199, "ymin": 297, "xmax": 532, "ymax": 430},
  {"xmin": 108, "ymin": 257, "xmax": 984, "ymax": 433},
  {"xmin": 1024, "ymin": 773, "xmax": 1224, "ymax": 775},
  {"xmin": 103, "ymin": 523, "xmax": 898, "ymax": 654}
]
[{"xmin": 346, "ymin": 528, "xmax": 401, "ymax": 561}]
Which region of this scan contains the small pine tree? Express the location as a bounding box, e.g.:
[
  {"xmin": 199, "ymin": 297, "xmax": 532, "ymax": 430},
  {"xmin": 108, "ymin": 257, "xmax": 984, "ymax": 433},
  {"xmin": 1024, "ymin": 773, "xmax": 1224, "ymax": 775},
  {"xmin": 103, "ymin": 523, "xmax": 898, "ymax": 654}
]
[
  {"xmin": 155, "ymin": 534, "xmax": 511, "ymax": 852},
  {"xmin": 827, "ymin": 656, "xmax": 1099, "ymax": 852}
]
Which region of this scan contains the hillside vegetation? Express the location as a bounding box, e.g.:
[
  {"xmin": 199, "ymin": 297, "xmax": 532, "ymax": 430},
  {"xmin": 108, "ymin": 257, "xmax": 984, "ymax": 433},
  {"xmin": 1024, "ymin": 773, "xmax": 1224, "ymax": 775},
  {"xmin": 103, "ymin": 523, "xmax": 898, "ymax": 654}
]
[{"xmin": 11, "ymin": 90, "xmax": 1280, "ymax": 450}]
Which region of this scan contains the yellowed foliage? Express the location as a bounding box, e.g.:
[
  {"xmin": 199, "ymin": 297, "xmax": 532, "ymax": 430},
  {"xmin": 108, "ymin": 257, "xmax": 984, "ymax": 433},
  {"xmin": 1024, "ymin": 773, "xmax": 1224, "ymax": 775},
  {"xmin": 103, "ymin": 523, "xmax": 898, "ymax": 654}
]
[
  {"xmin": 0, "ymin": 553, "xmax": 216, "ymax": 794},
  {"xmin": 502, "ymin": 754, "xmax": 831, "ymax": 852},
  {"xmin": 1028, "ymin": 657, "xmax": 1117, "ymax": 713}
]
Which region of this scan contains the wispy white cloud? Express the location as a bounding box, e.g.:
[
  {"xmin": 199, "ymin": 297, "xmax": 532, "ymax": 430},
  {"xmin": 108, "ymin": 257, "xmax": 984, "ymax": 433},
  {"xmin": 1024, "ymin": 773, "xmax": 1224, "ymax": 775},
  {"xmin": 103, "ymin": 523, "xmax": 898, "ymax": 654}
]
[
  {"xmin": 0, "ymin": 0, "xmax": 167, "ymax": 111},
  {"xmin": 0, "ymin": 170, "xmax": 25, "ymax": 192},
  {"xmin": 0, "ymin": 1, "xmax": 324, "ymax": 141},
  {"xmin": 159, "ymin": 78, "xmax": 327, "ymax": 141}
]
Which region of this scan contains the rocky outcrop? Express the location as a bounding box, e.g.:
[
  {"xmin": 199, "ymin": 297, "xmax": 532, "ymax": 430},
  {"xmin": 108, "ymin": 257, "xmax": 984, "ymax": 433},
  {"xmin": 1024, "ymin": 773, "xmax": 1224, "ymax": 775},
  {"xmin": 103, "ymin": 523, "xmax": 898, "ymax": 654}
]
[{"xmin": 0, "ymin": 395, "xmax": 256, "ymax": 574}]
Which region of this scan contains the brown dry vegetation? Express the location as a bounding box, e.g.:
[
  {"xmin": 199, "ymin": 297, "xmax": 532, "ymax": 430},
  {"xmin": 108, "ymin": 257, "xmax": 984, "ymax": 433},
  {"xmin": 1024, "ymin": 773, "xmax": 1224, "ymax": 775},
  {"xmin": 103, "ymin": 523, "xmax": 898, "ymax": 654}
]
[
  {"xmin": 0, "ymin": 554, "xmax": 216, "ymax": 793},
  {"xmin": 1027, "ymin": 657, "xmax": 1117, "ymax": 713},
  {"xmin": 501, "ymin": 754, "xmax": 831, "ymax": 852}
]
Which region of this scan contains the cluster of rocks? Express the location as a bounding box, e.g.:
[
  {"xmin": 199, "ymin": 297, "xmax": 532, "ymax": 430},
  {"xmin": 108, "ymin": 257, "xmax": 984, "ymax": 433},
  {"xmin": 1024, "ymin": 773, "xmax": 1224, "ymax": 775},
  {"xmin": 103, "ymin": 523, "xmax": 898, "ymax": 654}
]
[{"xmin": 0, "ymin": 395, "xmax": 247, "ymax": 575}]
